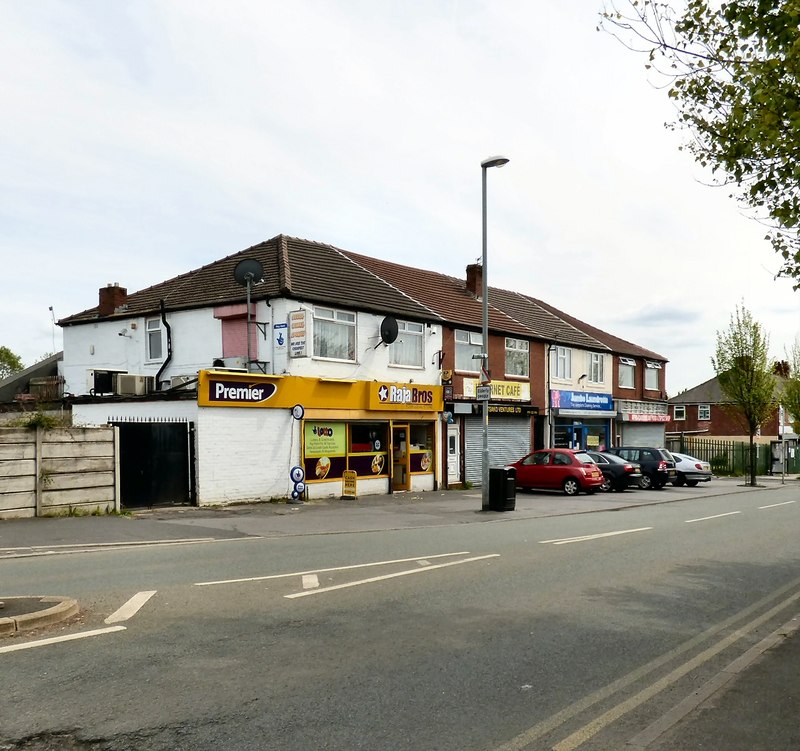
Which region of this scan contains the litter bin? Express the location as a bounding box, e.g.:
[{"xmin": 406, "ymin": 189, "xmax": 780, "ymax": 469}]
[{"xmin": 489, "ymin": 467, "xmax": 516, "ymax": 511}]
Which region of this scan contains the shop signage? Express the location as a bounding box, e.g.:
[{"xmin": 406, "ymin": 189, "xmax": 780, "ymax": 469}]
[
  {"xmin": 369, "ymin": 382, "xmax": 443, "ymax": 411},
  {"xmin": 488, "ymin": 404, "xmax": 539, "ymax": 415},
  {"xmin": 622, "ymin": 413, "xmax": 670, "ymax": 422},
  {"xmin": 463, "ymin": 379, "xmax": 530, "ymax": 401},
  {"xmin": 476, "ymin": 385, "xmax": 492, "ymax": 401},
  {"xmin": 342, "ymin": 470, "xmax": 357, "ymax": 499},
  {"xmin": 274, "ymin": 322, "xmax": 288, "ymax": 350},
  {"xmin": 289, "ymin": 310, "xmax": 308, "ymax": 358},
  {"xmin": 305, "ymin": 422, "xmax": 347, "ymax": 456},
  {"xmin": 550, "ymin": 390, "xmax": 613, "ymax": 411},
  {"xmin": 207, "ymin": 379, "xmax": 277, "ymax": 405}
]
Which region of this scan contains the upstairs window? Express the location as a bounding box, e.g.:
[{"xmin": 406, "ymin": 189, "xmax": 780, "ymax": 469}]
[
  {"xmin": 146, "ymin": 318, "xmax": 163, "ymax": 361},
  {"xmin": 645, "ymin": 360, "xmax": 662, "ymax": 391},
  {"xmin": 588, "ymin": 352, "xmax": 604, "ymax": 384},
  {"xmin": 389, "ymin": 321, "xmax": 424, "ymax": 367},
  {"xmin": 455, "ymin": 330, "xmax": 482, "ymax": 373},
  {"xmin": 698, "ymin": 404, "xmax": 711, "ymax": 421},
  {"xmin": 619, "ymin": 357, "xmax": 635, "ymax": 388},
  {"xmin": 674, "ymin": 405, "xmax": 686, "ymax": 421},
  {"xmin": 551, "ymin": 346, "xmax": 572, "ymax": 380},
  {"xmin": 505, "ymin": 337, "xmax": 529, "ymax": 377},
  {"xmin": 313, "ymin": 306, "xmax": 356, "ymax": 361}
]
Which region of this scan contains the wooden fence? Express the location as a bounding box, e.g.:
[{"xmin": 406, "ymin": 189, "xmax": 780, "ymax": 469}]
[
  {"xmin": 0, "ymin": 427, "xmax": 119, "ymax": 519},
  {"xmin": 665, "ymin": 436, "xmax": 800, "ymax": 476}
]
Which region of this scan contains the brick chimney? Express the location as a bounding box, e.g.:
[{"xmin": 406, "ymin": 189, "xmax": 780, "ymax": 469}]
[
  {"xmin": 98, "ymin": 283, "xmax": 128, "ymax": 316},
  {"xmin": 466, "ymin": 263, "xmax": 483, "ymax": 298}
]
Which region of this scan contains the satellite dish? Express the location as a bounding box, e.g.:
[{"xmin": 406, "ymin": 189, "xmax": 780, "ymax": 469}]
[
  {"xmin": 379, "ymin": 316, "xmax": 399, "ymax": 345},
  {"xmin": 233, "ymin": 259, "xmax": 264, "ymax": 286}
]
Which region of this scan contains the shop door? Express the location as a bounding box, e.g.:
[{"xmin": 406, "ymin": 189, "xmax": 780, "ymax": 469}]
[
  {"xmin": 392, "ymin": 423, "xmax": 410, "ymax": 491},
  {"xmin": 447, "ymin": 423, "xmax": 461, "ymax": 485}
]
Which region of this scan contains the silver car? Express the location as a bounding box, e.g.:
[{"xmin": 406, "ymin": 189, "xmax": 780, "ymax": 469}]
[{"xmin": 670, "ymin": 451, "xmax": 712, "ymax": 486}]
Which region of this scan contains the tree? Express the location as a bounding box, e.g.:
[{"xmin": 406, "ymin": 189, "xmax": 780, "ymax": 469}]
[
  {"xmin": 712, "ymin": 304, "xmax": 776, "ymax": 486},
  {"xmin": 783, "ymin": 336, "xmax": 800, "ymax": 435},
  {"xmin": 599, "ymin": 0, "xmax": 800, "ymax": 286},
  {"xmin": 0, "ymin": 346, "xmax": 24, "ymax": 380}
]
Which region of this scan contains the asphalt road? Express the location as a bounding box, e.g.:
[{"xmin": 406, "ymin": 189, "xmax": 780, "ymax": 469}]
[{"xmin": 1, "ymin": 481, "xmax": 798, "ymax": 750}]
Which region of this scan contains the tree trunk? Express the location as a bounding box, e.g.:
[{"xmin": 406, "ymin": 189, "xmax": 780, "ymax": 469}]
[{"xmin": 748, "ymin": 433, "xmax": 757, "ymax": 486}]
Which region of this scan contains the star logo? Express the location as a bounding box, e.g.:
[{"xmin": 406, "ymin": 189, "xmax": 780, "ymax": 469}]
[{"xmin": 378, "ymin": 385, "xmax": 389, "ymax": 402}]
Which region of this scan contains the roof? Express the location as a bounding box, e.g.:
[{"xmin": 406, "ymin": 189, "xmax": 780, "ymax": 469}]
[{"xmin": 670, "ymin": 374, "xmax": 786, "ymax": 404}]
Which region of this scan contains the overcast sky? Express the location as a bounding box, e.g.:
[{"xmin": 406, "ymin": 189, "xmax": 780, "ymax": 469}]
[{"xmin": 2, "ymin": 1, "xmax": 798, "ymax": 394}]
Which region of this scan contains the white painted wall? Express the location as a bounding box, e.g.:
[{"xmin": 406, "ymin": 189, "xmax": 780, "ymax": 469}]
[
  {"xmin": 62, "ymin": 298, "xmax": 443, "ymax": 396},
  {"xmin": 72, "ymin": 400, "xmax": 199, "ymax": 426}
]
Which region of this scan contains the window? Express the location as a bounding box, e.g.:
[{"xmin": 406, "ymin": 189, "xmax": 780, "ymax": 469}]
[
  {"xmin": 588, "ymin": 352, "xmax": 604, "ymax": 383},
  {"xmin": 389, "ymin": 321, "xmax": 424, "ymax": 367},
  {"xmin": 313, "ymin": 306, "xmax": 356, "ymax": 361},
  {"xmin": 674, "ymin": 405, "xmax": 686, "ymax": 421},
  {"xmin": 550, "ymin": 346, "xmax": 572, "ymax": 380},
  {"xmin": 505, "ymin": 337, "xmax": 529, "ymax": 377},
  {"xmin": 455, "ymin": 329, "xmax": 482, "ymax": 372},
  {"xmin": 146, "ymin": 318, "xmax": 163, "ymax": 360},
  {"xmin": 618, "ymin": 357, "xmax": 635, "ymax": 388},
  {"xmin": 645, "ymin": 360, "xmax": 662, "ymax": 391},
  {"xmin": 698, "ymin": 404, "xmax": 711, "ymax": 421}
]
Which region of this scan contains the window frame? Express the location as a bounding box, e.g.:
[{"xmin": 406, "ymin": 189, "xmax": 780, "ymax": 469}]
[
  {"xmin": 674, "ymin": 405, "xmax": 686, "ymax": 421},
  {"xmin": 504, "ymin": 337, "xmax": 529, "ymax": 378},
  {"xmin": 455, "ymin": 329, "xmax": 483, "ymax": 373},
  {"xmin": 644, "ymin": 360, "xmax": 662, "ymax": 391},
  {"xmin": 698, "ymin": 404, "xmax": 711, "ymax": 421},
  {"xmin": 618, "ymin": 356, "xmax": 635, "ymax": 389},
  {"xmin": 146, "ymin": 317, "xmax": 164, "ymax": 361},
  {"xmin": 588, "ymin": 352, "xmax": 604, "ymax": 384},
  {"xmin": 388, "ymin": 320, "xmax": 424, "ymax": 368},
  {"xmin": 312, "ymin": 305, "xmax": 357, "ymax": 362},
  {"xmin": 550, "ymin": 345, "xmax": 572, "ymax": 380}
]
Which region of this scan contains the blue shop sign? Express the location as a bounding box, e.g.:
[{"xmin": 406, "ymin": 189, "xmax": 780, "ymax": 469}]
[{"xmin": 551, "ymin": 390, "xmax": 613, "ymax": 411}]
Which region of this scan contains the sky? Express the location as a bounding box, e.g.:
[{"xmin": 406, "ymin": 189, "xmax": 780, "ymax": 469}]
[{"xmin": 2, "ymin": 0, "xmax": 798, "ymax": 395}]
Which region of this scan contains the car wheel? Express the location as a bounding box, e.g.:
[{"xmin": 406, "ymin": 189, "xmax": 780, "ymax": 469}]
[
  {"xmin": 686, "ymin": 480, "xmax": 699, "ymax": 487},
  {"xmin": 639, "ymin": 474, "xmax": 653, "ymax": 490},
  {"xmin": 599, "ymin": 475, "xmax": 612, "ymax": 492},
  {"xmin": 563, "ymin": 478, "xmax": 580, "ymax": 496}
]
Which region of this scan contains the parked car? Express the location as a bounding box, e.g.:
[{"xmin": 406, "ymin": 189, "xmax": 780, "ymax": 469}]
[
  {"xmin": 605, "ymin": 447, "xmax": 677, "ymax": 489},
  {"xmin": 670, "ymin": 451, "xmax": 712, "ymax": 486},
  {"xmin": 585, "ymin": 450, "xmax": 642, "ymax": 492},
  {"xmin": 507, "ymin": 449, "xmax": 604, "ymax": 496}
]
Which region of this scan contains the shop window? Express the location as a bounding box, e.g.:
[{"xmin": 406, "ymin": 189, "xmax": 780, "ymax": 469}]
[
  {"xmin": 588, "ymin": 352, "xmax": 604, "ymax": 384},
  {"xmin": 313, "ymin": 306, "xmax": 356, "ymax": 361},
  {"xmin": 698, "ymin": 404, "xmax": 710, "ymax": 421},
  {"xmin": 645, "ymin": 360, "xmax": 662, "ymax": 390},
  {"xmin": 505, "ymin": 337, "xmax": 529, "ymax": 377},
  {"xmin": 409, "ymin": 423, "xmax": 434, "ymax": 473},
  {"xmin": 349, "ymin": 423, "xmax": 387, "ymax": 452},
  {"xmin": 550, "ymin": 346, "xmax": 572, "ymax": 380},
  {"xmin": 389, "ymin": 321, "xmax": 424, "ymax": 367},
  {"xmin": 455, "ymin": 329, "xmax": 482, "ymax": 372},
  {"xmin": 619, "ymin": 357, "xmax": 635, "ymax": 389},
  {"xmin": 674, "ymin": 405, "xmax": 686, "ymax": 421},
  {"xmin": 146, "ymin": 318, "xmax": 163, "ymax": 361}
]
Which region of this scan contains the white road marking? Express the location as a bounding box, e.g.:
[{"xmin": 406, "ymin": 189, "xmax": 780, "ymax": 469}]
[
  {"xmin": 285, "ymin": 554, "xmax": 500, "ymax": 598},
  {"xmin": 685, "ymin": 511, "xmax": 741, "ymax": 523},
  {"xmin": 759, "ymin": 500, "xmax": 796, "ymax": 509},
  {"xmin": 539, "ymin": 528, "xmax": 652, "ymax": 545},
  {"xmin": 302, "ymin": 574, "xmax": 319, "ymax": 589},
  {"xmin": 104, "ymin": 591, "xmax": 157, "ymax": 624},
  {"xmin": 0, "ymin": 626, "xmax": 126, "ymax": 654},
  {"xmin": 194, "ymin": 551, "xmax": 471, "ymax": 586},
  {"xmin": 417, "ymin": 560, "xmax": 431, "ymax": 566},
  {"xmin": 0, "ymin": 538, "xmax": 216, "ymax": 553}
]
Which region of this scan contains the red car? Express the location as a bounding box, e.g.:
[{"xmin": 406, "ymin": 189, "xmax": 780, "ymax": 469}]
[{"xmin": 507, "ymin": 449, "xmax": 604, "ymax": 496}]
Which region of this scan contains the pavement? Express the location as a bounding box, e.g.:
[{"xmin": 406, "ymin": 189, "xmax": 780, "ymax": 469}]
[{"xmin": 1, "ymin": 474, "xmax": 799, "ymax": 749}]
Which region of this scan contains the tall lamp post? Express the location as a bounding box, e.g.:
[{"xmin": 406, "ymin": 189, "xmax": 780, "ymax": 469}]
[{"xmin": 480, "ymin": 155, "xmax": 509, "ymax": 511}]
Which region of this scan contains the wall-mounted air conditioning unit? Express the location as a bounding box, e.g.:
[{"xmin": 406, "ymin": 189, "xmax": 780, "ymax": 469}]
[
  {"xmin": 170, "ymin": 375, "xmax": 197, "ymax": 390},
  {"xmin": 116, "ymin": 374, "xmax": 154, "ymax": 396}
]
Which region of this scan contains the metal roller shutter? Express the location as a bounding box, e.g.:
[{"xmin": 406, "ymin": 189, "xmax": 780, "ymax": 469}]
[
  {"xmin": 464, "ymin": 415, "xmax": 531, "ymax": 486},
  {"xmin": 620, "ymin": 423, "xmax": 665, "ymax": 447}
]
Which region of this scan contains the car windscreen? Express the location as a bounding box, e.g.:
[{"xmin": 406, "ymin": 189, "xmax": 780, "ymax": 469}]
[{"xmin": 574, "ymin": 451, "xmax": 594, "ymax": 464}]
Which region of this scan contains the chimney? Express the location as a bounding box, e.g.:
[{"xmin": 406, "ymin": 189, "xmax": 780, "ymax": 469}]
[
  {"xmin": 466, "ymin": 263, "xmax": 483, "ymax": 298},
  {"xmin": 98, "ymin": 283, "xmax": 128, "ymax": 316}
]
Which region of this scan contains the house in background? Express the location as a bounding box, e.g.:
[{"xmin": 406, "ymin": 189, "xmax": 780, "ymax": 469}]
[
  {"xmin": 0, "ymin": 352, "xmax": 64, "ymax": 424},
  {"xmin": 58, "ymin": 234, "xmax": 669, "ymax": 507}
]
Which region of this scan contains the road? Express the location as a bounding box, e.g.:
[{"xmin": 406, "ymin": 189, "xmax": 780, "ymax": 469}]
[{"xmin": 1, "ymin": 483, "xmax": 798, "ymax": 750}]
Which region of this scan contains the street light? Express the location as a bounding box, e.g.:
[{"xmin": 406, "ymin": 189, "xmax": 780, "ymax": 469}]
[{"xmin": 480, "ymin": 155, "xmax": 509, "ymax": 511}]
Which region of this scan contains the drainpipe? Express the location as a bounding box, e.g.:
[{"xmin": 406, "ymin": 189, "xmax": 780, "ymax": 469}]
[{"xmin": 155, "ymin": 300, "xmax": 172, "ymax": 389}]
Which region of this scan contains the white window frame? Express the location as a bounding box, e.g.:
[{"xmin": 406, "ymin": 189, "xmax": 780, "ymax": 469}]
[
  {"xmin": 698, "ymin": 404, "xmax": 711, "ymax": 421},
  {"xmin": 550, "ymin": 346, "xmax": 572, "ymax": 380},
  {"xmin": 504, "ymin": 337, "xmax": 529, "ymax": 377},
  {"xmin": 674, "ymin": 405, "xmax": 686, "ymax": 421},
  {"xmin": 455, "ymin": 330, "xmax": 483, "ymax": 373},
  {"xmin": 588, "ymin": 352, "xmax": 604, "ymax": 384},
  {"xmin": 146, "ymin": 318, "xmax": 163, "ymax": 361},
  {"xmin": 313, "ymin": 306, "xmax": 356, "ymax": 361},
  {"xmin": 619, "ymin": 357, "xmax": 635, "ymax": 389},
  {"xmin": 389, "ymin": 320, "xmax": 424, "ymax": 368},
  {"xmin": 645, "ymin": 360, "xmax": 662, "ymax": 391}
]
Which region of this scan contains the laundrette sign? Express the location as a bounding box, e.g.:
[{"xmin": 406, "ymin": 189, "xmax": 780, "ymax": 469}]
[{"xmin": 550, "ymin": 390, "xmax": 613, "ymax": 411}]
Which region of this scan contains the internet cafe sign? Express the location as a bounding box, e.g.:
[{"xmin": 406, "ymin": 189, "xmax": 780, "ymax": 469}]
[{"xmin": 463, "ymin": 378, "xmax": 530, "ymax": 402}]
